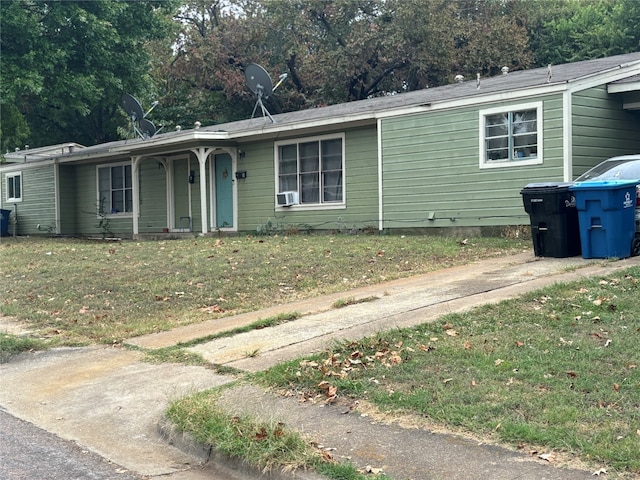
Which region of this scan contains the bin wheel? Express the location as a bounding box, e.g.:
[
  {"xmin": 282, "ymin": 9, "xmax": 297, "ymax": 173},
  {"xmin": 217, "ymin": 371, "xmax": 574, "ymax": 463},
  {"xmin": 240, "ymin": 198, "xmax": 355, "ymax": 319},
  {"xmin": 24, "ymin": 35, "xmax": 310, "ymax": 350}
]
[{"xmin": 632, "ymin": 235, "xmax": 640, "ymax": 257}]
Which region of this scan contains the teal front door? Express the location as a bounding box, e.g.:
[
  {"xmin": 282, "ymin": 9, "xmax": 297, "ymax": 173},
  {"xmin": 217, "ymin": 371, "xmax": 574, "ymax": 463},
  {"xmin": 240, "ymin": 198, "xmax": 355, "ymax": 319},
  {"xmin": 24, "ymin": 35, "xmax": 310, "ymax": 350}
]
[{"xmin": 215, "ymin": 154, "xmax": 233, "ymax": 228}]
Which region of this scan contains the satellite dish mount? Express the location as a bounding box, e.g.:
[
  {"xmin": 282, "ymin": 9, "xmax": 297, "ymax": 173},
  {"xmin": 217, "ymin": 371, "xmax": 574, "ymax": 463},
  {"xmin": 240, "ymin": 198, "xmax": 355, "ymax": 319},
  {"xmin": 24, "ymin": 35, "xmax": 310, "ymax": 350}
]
[
  {"xmin": 245, "ymin": 63, "xmax": 287, "ymax": 123},
  {"xmin": 122, "ymin": 94, "xmax": 162, "ymax": 139}
]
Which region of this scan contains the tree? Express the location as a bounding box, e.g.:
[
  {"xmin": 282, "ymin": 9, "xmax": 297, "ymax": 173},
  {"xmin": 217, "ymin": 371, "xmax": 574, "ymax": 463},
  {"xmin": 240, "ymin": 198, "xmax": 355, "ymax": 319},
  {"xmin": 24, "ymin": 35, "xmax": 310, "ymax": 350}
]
[
  {"xmin": 1, "ymin": 0, "xmax": 180, "ymax": 149},
  {"xmin": 529, "ymin": 0, "xmax": 640, "ymax": 66}
]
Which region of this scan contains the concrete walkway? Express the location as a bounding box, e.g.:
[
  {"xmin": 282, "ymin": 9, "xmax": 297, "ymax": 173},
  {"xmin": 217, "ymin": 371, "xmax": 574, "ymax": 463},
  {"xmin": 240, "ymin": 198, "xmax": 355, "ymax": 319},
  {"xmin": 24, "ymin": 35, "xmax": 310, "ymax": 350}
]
[{"xmin": 2, "ymin": 252, "xmax": 639, "ymax": 479}]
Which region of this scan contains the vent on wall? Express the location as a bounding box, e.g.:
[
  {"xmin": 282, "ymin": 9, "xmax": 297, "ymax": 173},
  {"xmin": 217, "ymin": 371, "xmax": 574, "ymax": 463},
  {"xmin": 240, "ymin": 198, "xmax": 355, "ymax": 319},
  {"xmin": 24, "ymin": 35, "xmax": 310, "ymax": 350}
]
[{"xmin": 276, "ymin": 191, "xmax": 299, "ymax": 207}]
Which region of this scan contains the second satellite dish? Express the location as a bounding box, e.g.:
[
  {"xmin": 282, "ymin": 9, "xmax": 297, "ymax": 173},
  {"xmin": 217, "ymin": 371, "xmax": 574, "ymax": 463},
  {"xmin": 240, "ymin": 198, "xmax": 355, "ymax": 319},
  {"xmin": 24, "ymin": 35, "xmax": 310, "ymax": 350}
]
[{"xmin": 244, "ymin": 63, "xmax": 287, "ymax": 123}]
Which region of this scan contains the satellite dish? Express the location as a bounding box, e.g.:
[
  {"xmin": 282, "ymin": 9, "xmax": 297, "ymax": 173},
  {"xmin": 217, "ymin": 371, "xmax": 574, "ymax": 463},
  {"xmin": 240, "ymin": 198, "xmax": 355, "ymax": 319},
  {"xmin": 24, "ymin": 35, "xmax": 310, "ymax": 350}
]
[
  {"xmin": 245, "ymin": 63, "xmax": 273, "ymax": 98},
  {"xmin": 139, "ymin": 119, "xmax": 156, "ymax": 138},
  {"xmin": 122, "ymin": 94, "xmax": 145, "ymax": 123},
  {"xmin": 121, "ymin": 93, "xmax": 161, "ymax": 139},
  {"xmin": 244, "ymin": 63, "xmax": 287, "ymax": 123}
]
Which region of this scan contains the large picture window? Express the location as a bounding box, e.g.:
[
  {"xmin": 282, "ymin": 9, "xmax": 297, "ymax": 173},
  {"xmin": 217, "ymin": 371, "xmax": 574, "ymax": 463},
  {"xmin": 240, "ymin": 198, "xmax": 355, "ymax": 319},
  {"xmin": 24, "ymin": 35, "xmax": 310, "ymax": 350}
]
[
  {"xmin": 276, "ymin": 135, "xmax": 345, "ymax": 207},
  {"xmin": 97, "ymin": 163, "xmax": 132, "ymax": 215},
  {"xmin": 6, "ymin": 172, "xmax": 22, "ymax": 202},
  {"xmin": 480, "ymin": 102, "xmax": 543, "ymax": 168}
]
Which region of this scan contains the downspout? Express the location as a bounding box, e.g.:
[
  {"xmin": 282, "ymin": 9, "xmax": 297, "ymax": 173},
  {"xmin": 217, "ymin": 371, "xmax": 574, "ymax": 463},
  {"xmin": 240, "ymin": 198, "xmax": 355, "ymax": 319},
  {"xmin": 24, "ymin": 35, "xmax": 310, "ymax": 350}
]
[
  {"xmin": 54, "ymin": 160, "xmax": 61, "ymax": 234},
  {"xmin": 377, "ymin": 118, "xmax": 384, "ymax": 231},
  {"xmin": 131, "ymin": 156, "xmax": 143, "ymax": 237},
  {"xmin": 563, "ymin": 90, "xmax": 573, "ymax": 182}
]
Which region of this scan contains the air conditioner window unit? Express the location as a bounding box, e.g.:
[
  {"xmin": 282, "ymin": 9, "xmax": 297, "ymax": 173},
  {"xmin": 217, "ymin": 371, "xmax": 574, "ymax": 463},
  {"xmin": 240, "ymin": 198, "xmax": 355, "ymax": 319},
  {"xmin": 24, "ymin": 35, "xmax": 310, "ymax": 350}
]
[{"xmin": 276, "ymin": 191, "xmax": 299, "ymax": 207}]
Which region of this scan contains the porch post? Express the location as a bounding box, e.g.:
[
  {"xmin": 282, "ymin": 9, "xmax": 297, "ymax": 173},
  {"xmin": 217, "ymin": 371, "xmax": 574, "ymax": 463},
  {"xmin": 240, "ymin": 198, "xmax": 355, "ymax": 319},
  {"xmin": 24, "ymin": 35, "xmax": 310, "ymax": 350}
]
[
  {"xmin": 191, "ymin": 147, "xmax": 216, "ymax": 234},
  {"xmin": 131, "ymin": 156, "xmax": 143, "ymax": 237}
]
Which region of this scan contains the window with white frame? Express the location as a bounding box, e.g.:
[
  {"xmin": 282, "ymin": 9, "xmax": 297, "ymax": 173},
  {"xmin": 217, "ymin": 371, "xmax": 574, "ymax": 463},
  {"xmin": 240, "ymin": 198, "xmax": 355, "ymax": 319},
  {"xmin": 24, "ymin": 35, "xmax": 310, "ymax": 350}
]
[
  {"xmin": 276, "ymin": 135, "xmax": 344, "ymax": 206},
  {"xmin": 97, "ymin": 163, "xmax": 132, "ymax": 215},
  {"xmin": 6, "ymin": 172, "xmax": 22, "ymax": 202},
  {"xmin": 480, "ymin": 102, "xmax": 543, "ymax": 168}
]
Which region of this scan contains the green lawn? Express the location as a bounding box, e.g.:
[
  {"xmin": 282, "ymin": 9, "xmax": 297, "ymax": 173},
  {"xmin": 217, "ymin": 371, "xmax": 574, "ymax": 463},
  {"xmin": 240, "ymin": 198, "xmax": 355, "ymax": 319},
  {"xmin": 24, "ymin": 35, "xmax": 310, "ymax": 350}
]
[{"xmin": 0, "ymin": 234, "xmax": 526, "ymax": 344}]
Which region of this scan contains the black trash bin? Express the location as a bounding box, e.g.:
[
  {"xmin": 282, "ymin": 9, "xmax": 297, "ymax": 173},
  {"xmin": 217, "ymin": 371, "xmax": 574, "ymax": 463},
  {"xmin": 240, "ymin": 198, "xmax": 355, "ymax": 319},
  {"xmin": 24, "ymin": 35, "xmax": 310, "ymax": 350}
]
[
  {"xmin": 520, "ymin": 182, "xmax": 581, "ymax": 258},
  {"xmin": 0, "ymin": 209, "xmax": 11, "ymax": 237}
]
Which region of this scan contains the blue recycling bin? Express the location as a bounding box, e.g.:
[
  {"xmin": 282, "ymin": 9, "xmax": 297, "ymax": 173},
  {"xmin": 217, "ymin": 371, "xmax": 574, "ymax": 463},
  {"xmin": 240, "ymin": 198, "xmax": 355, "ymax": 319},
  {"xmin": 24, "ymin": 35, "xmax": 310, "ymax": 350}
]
[
  {"xmin": 569, "ymin": 180, "xmax": 638, "ymax": 259},
  {"xmin": 0, "ymin": 209, "xmax": 11, "ymax": 237}
]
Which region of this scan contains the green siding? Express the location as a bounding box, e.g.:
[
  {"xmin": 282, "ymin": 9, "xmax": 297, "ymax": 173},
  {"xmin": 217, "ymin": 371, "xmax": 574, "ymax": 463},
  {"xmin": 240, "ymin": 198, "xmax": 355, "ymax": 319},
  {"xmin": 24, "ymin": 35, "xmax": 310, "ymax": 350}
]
[
  {"xmin": 381, "ymin": 95, "xmax": 565, "ymax": 229},
  {"xmin": 1, "ymin": 165, "xmax": 56, "ymax": 235},
  {"xmin": 572, "ymin": 86, "xmax": 640, "ymax": 177},
  {"xmin": 236, "ymin": 126, "xmax": 379, "ymax": 232}
]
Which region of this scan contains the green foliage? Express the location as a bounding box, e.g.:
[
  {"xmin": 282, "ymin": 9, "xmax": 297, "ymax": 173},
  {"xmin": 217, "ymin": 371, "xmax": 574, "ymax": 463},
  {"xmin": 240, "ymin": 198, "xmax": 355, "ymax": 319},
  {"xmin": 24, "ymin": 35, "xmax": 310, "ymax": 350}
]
[
  {"xmin": 534, "ymin": 0, "xmax": 640, "ymax": 65},
  {"xmin": 1, "ymin": 0, "xmax": 180, "ymax": 147}
]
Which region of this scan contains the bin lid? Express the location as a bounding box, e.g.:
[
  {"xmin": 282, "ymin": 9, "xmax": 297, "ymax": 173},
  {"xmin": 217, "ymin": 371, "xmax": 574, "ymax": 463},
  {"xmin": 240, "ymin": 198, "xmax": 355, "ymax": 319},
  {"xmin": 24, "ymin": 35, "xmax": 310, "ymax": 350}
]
[
  {"xmin": 520, "ymin": 182, "xmax": 574, "ymax": 194},
  {"xmin": 569, "ymin": 179, "xmax": 640, "ymax": 191}
]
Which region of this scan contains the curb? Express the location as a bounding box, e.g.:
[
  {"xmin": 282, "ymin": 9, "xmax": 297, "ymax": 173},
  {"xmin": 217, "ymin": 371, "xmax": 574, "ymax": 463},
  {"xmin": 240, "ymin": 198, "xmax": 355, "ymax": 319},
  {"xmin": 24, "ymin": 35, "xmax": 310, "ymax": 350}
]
[{"xmin": 158, "ymin": 416, "xmax": 326, "ymax": 480}]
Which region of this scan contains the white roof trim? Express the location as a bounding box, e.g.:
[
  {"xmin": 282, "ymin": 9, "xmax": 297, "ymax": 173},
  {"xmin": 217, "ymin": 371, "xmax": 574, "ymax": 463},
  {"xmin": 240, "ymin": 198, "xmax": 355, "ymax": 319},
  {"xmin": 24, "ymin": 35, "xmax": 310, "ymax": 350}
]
[{"xmin": 608, "ymin": 80, "xmax": 640, "ymax": 94}]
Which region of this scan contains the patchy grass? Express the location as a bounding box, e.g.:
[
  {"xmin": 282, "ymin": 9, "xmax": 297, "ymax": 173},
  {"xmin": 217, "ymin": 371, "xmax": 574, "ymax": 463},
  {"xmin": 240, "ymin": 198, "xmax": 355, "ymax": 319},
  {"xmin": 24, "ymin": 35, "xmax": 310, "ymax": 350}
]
[
  {"xmin": 167, "ymin": 388, "xmax": 374, "ymax": 479},
  {"xmin": 332, "ymin": 296, "xmax": 379, "ymax": 309},
  {"xmin": 255, "ymin": 267, "xmax": 640, "ymax": 475},
  {"xmin": 0, "ymin": 334, "xmax": 50, "ymax": 363},
  {"xmin": 0, "ymin": 235, "xmax": 526, "ymax": 345}
]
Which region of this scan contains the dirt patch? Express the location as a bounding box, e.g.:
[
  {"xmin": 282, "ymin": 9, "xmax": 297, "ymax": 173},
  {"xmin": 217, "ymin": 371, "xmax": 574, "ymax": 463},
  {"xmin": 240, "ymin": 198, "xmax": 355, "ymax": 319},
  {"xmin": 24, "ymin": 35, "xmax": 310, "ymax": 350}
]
[{"xmin": 0, "ymin": 316, "xmax": 32, "ymax": 336}]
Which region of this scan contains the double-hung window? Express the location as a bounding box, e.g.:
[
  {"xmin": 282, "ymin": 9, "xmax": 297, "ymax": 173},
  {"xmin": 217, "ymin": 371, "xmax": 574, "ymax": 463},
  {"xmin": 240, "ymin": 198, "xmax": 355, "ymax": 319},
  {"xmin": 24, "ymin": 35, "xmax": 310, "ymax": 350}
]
[
  {"xmin": 480, "ymin": 102, "xmax": 543, "ymax": 168},
  {"xmin": 6, "ymin": 172, "xmax": 22, "ymax": 202},
  {"xmin": 276, "ymin": 134, "xmax": 345, "ymax": 207},
  {"xmin": 97, "ymin": 163, "xmax": 132, "ymax": 215}
]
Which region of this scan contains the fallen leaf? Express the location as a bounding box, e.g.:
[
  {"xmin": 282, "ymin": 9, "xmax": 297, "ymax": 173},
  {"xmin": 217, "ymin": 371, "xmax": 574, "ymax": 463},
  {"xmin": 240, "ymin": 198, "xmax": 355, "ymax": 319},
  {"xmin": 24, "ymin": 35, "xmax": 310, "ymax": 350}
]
[
  {"xmin": 494, "ymin": 359, "xmax": 504, "ymax": 366},
  {"xmin": 613, "ymin": 383, "xmax": 620, "ymax": 392},
  {"xmin": 445, "ymin": 329, "xmax": 458, "ymax": 337},
  {"xmin": 515, "ymin": 341, "xmax": 524, "ymax": 347},
  {"xmin": 463, "ymin": 340, "xmax": 472, "ymax": 350},
  {"xmin": 388, "ymin": 352, "xmax": 402, "ymax": 365},
  {"xmin": 253, "ymin": 427, "xmax": 268, "ymax": 441}
]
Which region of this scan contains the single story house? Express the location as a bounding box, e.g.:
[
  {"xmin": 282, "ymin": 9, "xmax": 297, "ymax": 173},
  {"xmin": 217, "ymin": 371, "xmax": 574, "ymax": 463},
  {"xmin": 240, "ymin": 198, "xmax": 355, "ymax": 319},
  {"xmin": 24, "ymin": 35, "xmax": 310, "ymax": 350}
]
[{"xmin": 2, "ymin": 52, "xmax": 640, "ymax": 238}]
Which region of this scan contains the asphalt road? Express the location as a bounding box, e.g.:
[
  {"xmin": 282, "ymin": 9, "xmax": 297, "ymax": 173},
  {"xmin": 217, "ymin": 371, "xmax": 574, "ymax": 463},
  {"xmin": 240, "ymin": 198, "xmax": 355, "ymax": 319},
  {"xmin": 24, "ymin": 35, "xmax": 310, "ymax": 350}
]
[{"xmin": 0, "ymin": 409, "xmax": 142, "ymax": 480}]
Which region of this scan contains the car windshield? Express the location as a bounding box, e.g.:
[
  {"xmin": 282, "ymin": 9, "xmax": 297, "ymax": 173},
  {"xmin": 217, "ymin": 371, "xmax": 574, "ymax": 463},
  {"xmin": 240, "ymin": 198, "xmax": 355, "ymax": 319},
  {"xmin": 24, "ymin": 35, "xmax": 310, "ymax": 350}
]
[{"xmin": 575, "ymin": 159, "xmax": 640, "ymax": 182}]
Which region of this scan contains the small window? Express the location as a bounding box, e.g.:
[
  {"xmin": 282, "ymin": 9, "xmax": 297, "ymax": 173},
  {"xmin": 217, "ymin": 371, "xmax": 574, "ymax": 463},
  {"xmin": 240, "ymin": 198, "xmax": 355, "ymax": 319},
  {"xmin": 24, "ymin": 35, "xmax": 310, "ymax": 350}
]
[
  {"xmin": 97, "ymin": 163, "xmax": 132, "ymax": 215},
  {"xmin": 6, "ymin": 172, "xmax": 22, "ymax": 202},
  {"xmin": 275, "ymin": 134, "xmax": 345, "ymax": 208},
  {"xmin": 480, "ymin": 102, "xmax": 543, "ymax": 168}
]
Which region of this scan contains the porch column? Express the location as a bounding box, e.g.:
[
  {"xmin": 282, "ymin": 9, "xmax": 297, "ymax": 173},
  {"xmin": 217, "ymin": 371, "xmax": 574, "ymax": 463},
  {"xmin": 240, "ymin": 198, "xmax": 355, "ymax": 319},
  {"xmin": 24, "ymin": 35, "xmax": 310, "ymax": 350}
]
[
  {"xmin": 191, "ymin": 147, "xmax": 216, "ymax": 234},
  {"xmin": 131, "ymin": 156, "xmax": 143, "ymax": 236}
]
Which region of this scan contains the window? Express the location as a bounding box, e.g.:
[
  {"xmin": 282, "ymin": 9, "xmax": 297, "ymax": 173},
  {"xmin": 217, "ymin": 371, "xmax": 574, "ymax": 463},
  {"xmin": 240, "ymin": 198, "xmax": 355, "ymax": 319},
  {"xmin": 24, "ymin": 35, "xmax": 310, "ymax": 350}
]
[
  {"xmin": 6, "ymin": 172, "xmax": 22, "ymax": 202},
  {"xmin": 276, "ymin": 135, "xmax": 345, "ymax": 207},
  {"xmin": 480, "ymin": 102, "xmax": 543, "ymax": 168},
  {"xmin": 97, "ymin": 163, "xmax": 132, "ymax": 215}
]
